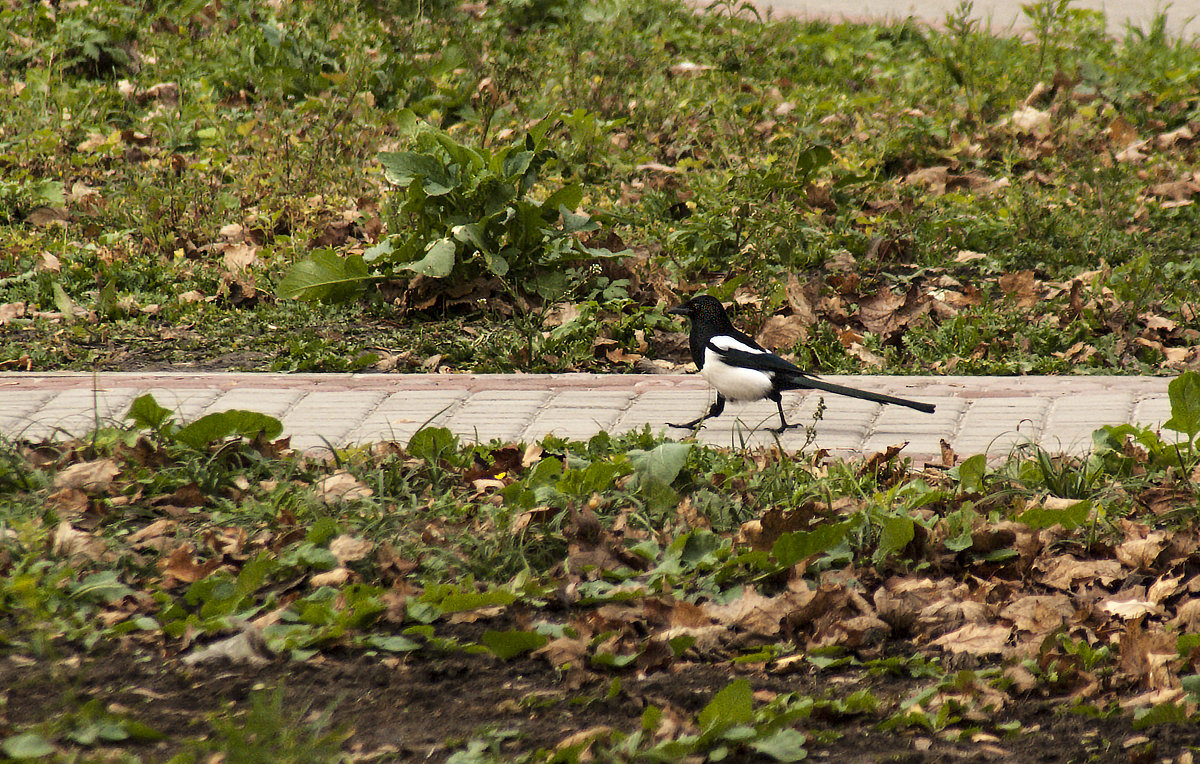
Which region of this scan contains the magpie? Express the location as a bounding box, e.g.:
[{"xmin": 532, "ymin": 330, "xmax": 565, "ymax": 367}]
[{"xmin": 667, "ymin": 295, "xmax": 935, "ymax": 433}]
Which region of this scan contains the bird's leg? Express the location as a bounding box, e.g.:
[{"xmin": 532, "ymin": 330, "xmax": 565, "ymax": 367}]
[
  {"xmin": 768, "ymin": 392, "xmax": 800, "ymax": 434},
  {"xmin": 668, "ymin": 394, "xmax": 725, "ymax": 430}
]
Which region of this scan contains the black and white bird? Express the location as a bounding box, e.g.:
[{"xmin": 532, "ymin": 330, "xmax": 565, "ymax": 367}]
[{"xmin": 667, "ymin": 295, "xmax": 935, "ymax": 433}]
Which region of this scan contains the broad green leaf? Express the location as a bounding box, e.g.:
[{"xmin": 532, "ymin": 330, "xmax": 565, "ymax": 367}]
[
  {"xmin": 642, "ymin": 704, "xmax": 663, "ymax": 732},
  {"xmin": 542, "ymin": 183, "xmax": 583, "ymax": 214},
  {"xmin": 480, "ymin": 629, "xmax": 549, "ymax": 659},
  {"xmin": 2, "ymin": 732, "xmax": 55, "ymax": 759},
  {"xmin": 698, "ymin": 679, "xmax": 754, "ymax": 733},
  {"xmin": 451, "ymin": 223, "xmax": 492, "ymax": 254},
  {"xmin": 795, "ymin": 144, "xmax": 834, "ymax": 180},
  {"xmin": 1165, "ymin": 371, "xmax": 1200, "ymax": 440},
  {"xmin": 175, "ymin": 410, "xmax": 283, "ymax": 449},
  {"xmin": 751, "ymin": 728, "xmax": 808, "ymax": 762},
  {"xmin": 126, "ymin": 393, "xmax": 173, "ymax": 430},
  {"xmin": 433, "ymin": 132, "xmax": 485, "ymax": 176},
  {"xmin": 501, "ymin": 149, "xmax": 535, "ymax": 179},
  {"xmin": 772, "ymin": 522, "xmax": 850, "ymax": 567},
  {"xmin": 629, "ymin": 442, "xmax": 692, "ymax": 485},
  {"xmin": 1181, "ymin": 672, "xmax": 1200, "ymax": 700},
  {"xmin": 680, "ymin": 529, "xmax": 725, "ymax": 566},
  {"xmin": 668, "ymin": 635, "xmax": 696, "ymax": 657},
  {"xmin": 438, "ymin": 589, "xmax": 516, "ymax": 613},
  {"xmin": 953, "ymin": 453, "xmax": 989, "ymax": 494},
  {"xmin": 31, "ymin": 178, "xmax": 65, "ymax": 206},
  {"xmin": 481, "ymin": 247, "xmax": 509, "ymax": 277},
  {"xmin": 378, "ymin": 150, "xmax": 456, "ymax": 194},
  {"xmin": 559, "ymin": 205, "xmax": 597, "ymax": 234},
  {"xmin": 72, "ymin": 571, "xmax": 134, "ymax": 604},
  {"xmin": 52, "ymin": 281, "xmax": 74, "ymax": 323},
  {"xmin": 400, "ymin": 238, "xmax": 455, "ymax": 278},
  {"xmin": 1133, "ymin": 701, "xmax": 1187, "ymax": 729},
  {"xmin": 1017, "ymin": 499, "xmax": 1090, "ymax": 530},
  {"xmin": 367, "ymin": 634, "xmax": 422, "ymax": 652},
  {"xmin": 874, "ymin": 515, "xmax": 915, "ymax": 561},
  {"xmin": 532, "ymin": 269, "xmax": 568, "ymax": 301},
  {"xmin": 408, "ymin": 426, "xmax": 458, "ymax": 463},
  {"xmin": 276, "ymin": 249, "xmax": 369, "ymax": 302}
]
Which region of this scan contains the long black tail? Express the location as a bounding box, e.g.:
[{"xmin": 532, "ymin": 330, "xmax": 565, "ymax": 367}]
[{"xmin": 783, "ymin": 374, "xmax": 935, "ymax": 413}]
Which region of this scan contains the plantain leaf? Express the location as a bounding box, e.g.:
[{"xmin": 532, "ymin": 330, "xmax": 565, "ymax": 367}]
[{"xmin": 276, "ymin": 249, "xmax": 369, "ymax": 302}]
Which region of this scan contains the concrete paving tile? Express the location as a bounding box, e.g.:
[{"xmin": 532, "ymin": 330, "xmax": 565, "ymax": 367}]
[{"xmin": 0, "ymin": 373, "xmax": 1179, "ymax": 460}]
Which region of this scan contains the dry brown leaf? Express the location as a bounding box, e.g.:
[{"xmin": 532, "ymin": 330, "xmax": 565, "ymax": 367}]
[
  {"xmin": 37, "ymin": 252, "xmax": 61, "ymax": 272},
  {"xmin": 998, "ymin": 270, "xmax": 1042, "ymax": 308},
  {"xmin": 1116, "ymin": 532, "xmax": 1168, "ymax": 570},
  {"xmin": 329, "ymin": 534, "xmax": 374, "ymax": 565},
  {"xmin": 1147, "ymin": 574, "xmax": 1183, "ymax": 604},
  {"xmin": 1037, "ymin": 556, "xmax": 1124, "ymax": 590},
  {"xmin": 1001, "ymin": 594, "xmax": 1074, "ymax": 635},
  {"xmin": 1155, "ymin": 125, "xmax": 1194, "ymax": 150},
  {"xmin": 316, "ymin": 470, "xmax": 373, "ymax": 503},
  {"xmin": 858, "ymin": 286, "xmax": 929, "ymax": 336},
  {"xmin": 160, "ymin": 545, "xmax": 221, "ymax": 584},
  {"xmin": 668, "ymin": 61, "xmax": 715, "ymax": 76},
  {"xmin": 931, "ymin": 623, "xmax": 1011, "ymax": 656},
  {"xmin": 48, "ymin": 487, "xmax": 90, "ymax": 515},
  {"xmin": 181, "ymin": 627, "xmax": 272, "ymax": 666},
  {"xmin": 846, "ymin": 343, "xmax": 885, "ymax": 368},
  {"xmin": 555, "ymin": 726, "xmax": 613, "ymax": 753},
  {"xmin": 222, "ymin": 242, "xmax": 258, "ymax": 271},
  {"xmin": 784, "ymin": 274, "xmax": 819, "ymax": 325},
  {"xmin": 53, "ymin": 458, "xmax": 120, "ymax": 492},
  {"xmin": 310, "ymin": 567, "xmax": 352, "ymax": 587},
  {"xmin": 1107, "ymin": 116, "xmax": 1139, "ymax": 148},
  {"xmin": 128, "ymin": 518, "xmax": 177, "ymax": 550},
  {"xmin": 702, "ymin": 587, "xmax": 805, "ymax": 636},
  {"xmin": 953, "ymin": 249, "xmax": 988, "ymax": 263},
  {"xmin": 52, "ymin": 521, "xmax": 107, "ymax": 561},
  {"xmin": 755, "ymin": 314, "xmax": 808, "ymax": 351},
  {"xmin": 26, "ymin": 206, "xmax": 70, "ymax": 227},
  {"xmin": 1009, "ymin": 107, "xmax": 1051, "ymax": 136},
  {"xmin": 1170, "ymin": 599, "xmax": 1200, "ymax": 631},
  {"xmin": 0, "ymin": 302, "xmax": 26, "ymax": 324},
  {"xmin": 1148, "ymin": 179, "xmax": 1200, "ymax": 201},
  {"xmin": 534, "ymin": 635, "xmax": 589, "ymax": 668},
  {"xmin": 1101, "ymin": 596, "xmax": 1162, "ymax": 620}
]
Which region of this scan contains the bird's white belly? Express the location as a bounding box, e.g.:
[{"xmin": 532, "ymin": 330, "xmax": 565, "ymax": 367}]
[{"xmin": 701, "ymin": 352, "xmax": 774, "ymax": 401}]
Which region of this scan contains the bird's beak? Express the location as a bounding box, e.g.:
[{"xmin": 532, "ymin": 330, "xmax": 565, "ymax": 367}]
[{"xmin": 668, "ymin": 305, "xmax": 690, "ymax": 317}]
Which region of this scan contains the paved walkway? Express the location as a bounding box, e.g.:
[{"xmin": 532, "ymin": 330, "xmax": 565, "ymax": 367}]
[
  {"xmin": 0, "ymin": 373, "xmax": 1175, "ymax": 464},
  {"xmin": 759, "ymin": 0, "xmax": 1200, "ymax": 37}
]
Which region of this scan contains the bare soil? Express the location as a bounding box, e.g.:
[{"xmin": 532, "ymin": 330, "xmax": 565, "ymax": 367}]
[{"xmin": 4, "ymin": 623, "xmax": 1198, "ymax": 763}]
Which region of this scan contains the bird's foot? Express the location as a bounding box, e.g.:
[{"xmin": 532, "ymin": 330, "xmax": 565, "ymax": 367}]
[
  {"xmin": 768, "ymin": 422, "xmax": 801, "ymax": 435},
  {"xmin": 667, "ymin": 421, "xmax": 701, "ymax": 430}
]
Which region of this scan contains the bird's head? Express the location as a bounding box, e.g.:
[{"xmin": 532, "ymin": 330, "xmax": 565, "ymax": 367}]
[{"xmin": 668, "ymin": 294, "xmax": 727, "ymax": 323}]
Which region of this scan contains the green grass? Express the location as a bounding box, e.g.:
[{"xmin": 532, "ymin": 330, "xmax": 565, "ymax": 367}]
[{"xmin": 1, "ymin": 0, "xmax": 1198, "ymax": 373}]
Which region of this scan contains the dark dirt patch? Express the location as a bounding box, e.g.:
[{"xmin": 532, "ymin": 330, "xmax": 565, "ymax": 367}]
[{"xmin": 5, "ymin": 631, "xmax": 1199, "ymax": 762}]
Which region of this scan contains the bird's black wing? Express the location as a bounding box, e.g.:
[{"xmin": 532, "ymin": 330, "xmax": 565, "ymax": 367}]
[
  {"xmin": 713, "ymin": 346, "xmax": 935, "ymax": 414},
  {"xmin": 709, "ymin": 344, "xmax": 806, "ymax": 377}
]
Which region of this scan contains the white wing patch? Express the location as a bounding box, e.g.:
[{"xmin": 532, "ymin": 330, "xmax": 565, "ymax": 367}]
[
  {"xmin": 708, "ymin": 335, "xmax": 764, "ymax": 354},
  {"xmin": 702, "ymin": 342, "xmax": 775, "ymax": 402}
]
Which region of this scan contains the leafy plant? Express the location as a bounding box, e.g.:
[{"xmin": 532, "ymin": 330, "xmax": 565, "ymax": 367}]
[{"xmin": 278, "ymin": 114, "xmax": 625, "ymax": 303}]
